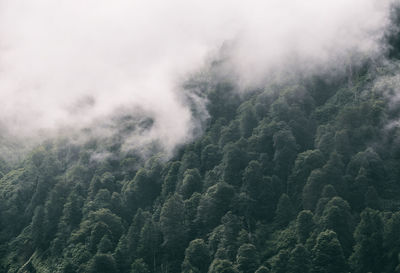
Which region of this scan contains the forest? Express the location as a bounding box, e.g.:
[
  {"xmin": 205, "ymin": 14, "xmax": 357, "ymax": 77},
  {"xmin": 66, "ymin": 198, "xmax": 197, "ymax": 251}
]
[{"xmin": 1, "ymin": 4, "xmax": 400, "ymax": 273}]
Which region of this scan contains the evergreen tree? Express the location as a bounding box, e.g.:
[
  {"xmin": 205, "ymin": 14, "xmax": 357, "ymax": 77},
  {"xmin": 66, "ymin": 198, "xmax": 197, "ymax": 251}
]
[
  {"xmin": 384, "ymin": 212, "xmax": 400, "ymax": 272},
  {"xmin": 31, "ymin": 205, "xmax": 46, "ymax": 249},
  {"xmin": 287, "ymin": 149, "xmax": 325, "ymax": 207},
  {"xmin": 182, "ymin": 239, "xmax": 210, "ymax": 273},
  {"xmin": 255, "ymin": 266, "xmax": 270, "ymax": 273},
  {"xmin": 288, "ymin": 244, "xmax": 311, "ymax": 273},
  {"xmin": 201, "ymin": 144, "xmax": 222, "ymax": 172},
  {"xmin": 89, "ymin": 254, "xmax": 117, "ymax": 273},
  {"xmin": 160, "ymin": 194, "xmax": 187, "ymax": 271},
  {"xmin": 349, "ymin": 208, "xmax": 384, "ymax": 273},
  {"xmin": 180, "ymin": 168, "xmax": 202, "ymax": 199},
  {"xmin": 235, "ymin": 244, "xmax": 259, "ymax": 273},
  {"xmin": 273, "ymin": 128, "xmax": 298, "ymax": 179},
  {"xmin": 270, "ymin": 249, "xmax": 289, "ymax": 273},
  {"xmin": 320, "ymin": 197, "xmax": 354, "ymax": 257},
  {"xmin": 113, "ymin": 235, "xmax": 131, "ymax": 273},
  {"xmin": 296, "ymin": 210, "xmax": 315, "ymax": 244},
  {"xmin": 131, "ymin": 258, "xmax": 150, "ymax": 273},
  {"xmin": 197, "ymin": 182, "xmax": 235, "ymax": 230},
  {"xmin": 302, "ymin": 169, "xmax": 325, "ymax": 210},
  {"xmin": 208, "ymin": 259, "xmax": 238, "ymax": 273},
  {"xmin": 275, "ymin": 194, "xmax": 294, "ymax": 227},
  {"xmin": 97, "ymin": 235, "xmax": 113, "ymax": 253},
  {"xmin": 364, "ymin": 186, "xmax": 381, "ymax": 209},
  {"xmin": 312, "ymin": 230, "xmax": 347, "ymax": 273}
]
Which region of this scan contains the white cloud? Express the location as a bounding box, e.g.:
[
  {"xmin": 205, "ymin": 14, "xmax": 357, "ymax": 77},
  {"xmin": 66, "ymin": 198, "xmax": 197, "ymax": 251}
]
[{"xmin": 0, "ymin": 0, "xmax": 394, "ymax": 155}]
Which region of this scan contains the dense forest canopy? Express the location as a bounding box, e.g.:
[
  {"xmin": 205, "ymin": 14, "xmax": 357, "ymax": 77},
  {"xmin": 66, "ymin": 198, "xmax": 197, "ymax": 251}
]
[{"xmin": 1, "ymin": 1, "xmax": 400, "ymax": 273}]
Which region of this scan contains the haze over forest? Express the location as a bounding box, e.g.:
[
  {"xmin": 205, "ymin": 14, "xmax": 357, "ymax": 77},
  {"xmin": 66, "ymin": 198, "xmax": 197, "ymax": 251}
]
[
  {"xmin": 0, "ymin": 1, "xmax": 400, "ymax": 273},
  {"xmin": 0, "ymin": 0, "xmax": 394, "ymax": 157}
]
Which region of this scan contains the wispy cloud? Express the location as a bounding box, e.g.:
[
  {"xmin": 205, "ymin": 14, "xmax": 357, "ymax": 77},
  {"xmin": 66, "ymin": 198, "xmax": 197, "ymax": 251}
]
[{"xmin": 0, "ymin": 0, "xmax": 393, "ymax": 156}]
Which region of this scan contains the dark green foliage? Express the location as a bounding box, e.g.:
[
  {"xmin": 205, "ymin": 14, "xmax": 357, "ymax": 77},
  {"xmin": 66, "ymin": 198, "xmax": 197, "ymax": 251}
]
[
  {"xmin": 275, "ymin": 194, "xmax": 294, "ymax": 227},
  {"xmin": 219, "ymin": 121, "xmax": 241, "ymax": 148},
  {"xmin": 302, "ymin": 152, "xmax": 345, "ymax": 210},
  {"xmin": 123, "ymin": 167, "xmax": 161, "ymax": 211},
  {"xmin": 88, "ymin": 254, "xmax": 117, "ymax": 273},
  {"xmin": 215, "ymin": 212, "xmax": 240, "ymax": 259},
  {"xmin": 206, "ymin": 82, "xmax": 240, "ymax": 123},
  {"xmin": 197, "ymin": 182, "xmax": 235, "ymax": 230},
  {"xmin": 272, "ymin": 128, "xmax": 298, "ymax": 179},
  {"xmin": 364, "ymin": 186, "xmax": 381, "ymax": 209},
  {"xmin": 296, "ymin": 210, "xmax": 315, "ymax": 244},
  {"xmin": 384, "ymin": 212, "xmax": 400, "ymax": 272},
  {"xmin": 201, "ymin": 145, "xmax": 222, "ymax": 172},
  {"xmin": 255, "ymin": 266, "xmax": 270, "ymax": 273},
  {"xmin": 386, "ymin": 2, "xmax": 400, "ymax": 59},
  {"xmin": 97, "ymin": 235, "xmax": 113, "ymax": 253},
  {"xmin": 182, "ymin": 239, "xmax": 210, "ymax": 273},
  {"xmin": 321, "ymin": 184, "xmax": 337, "ymax": 198},
  {"xmin": 349, "ymin": 208, "xmax": 384, "ymax": 273},
  {"xmin": 62, "ymin": 262, "xmax": 77, "ymax": 273},
  {"xmin": 314, "ymin": 184, "xmax": 338, "ymax": 216},
  {"xmin": 222, "ymin": 142, "xmax": 248, "ymax": 187},
  {"xmin": 89, "ymin": 222, "xmax": 112, "ymax": 252},
  {"xmin": 161, "ymin": 161, "xmax": 180, "ymax": 198},
  {"xmin": 238, "ymin": 102, "xmax": 258, "ymax": 138},
  {"xmin": 31, "ymin": 205, "xmax": 46, "ymax": 249},
  {"xmin": 270, "ymin": 249, "xmax": 290, "ymax": 273},
  {"xmin": 396, "ymin": 255, "xmax": 400, "ymax": 273},
  {"xmin": 1, "ymin": 47, "xmax": 400, "ymax": 273},
  {"xmin": 312, "ymin": 230, "xmax": 347, "ymax": 273},
  {"xmin": 320, "ymin": 197, "xmax": 354, "ymax": 257},
  {"xmin": 241, "ymin": 160, "xmax": 277, "ymax": 221},
  {"xmin": 137, "ymin": 217, "xmax": 162, "ymax": 272},
  {"xmin": 235, "ymin": 243, "xmax": 259, "ymax": 273},
  {"xmin": 288, "ymin": 149, "xmax": 325, "ymax": 206},
  {"xmin": 180, "ymin": 168, "xmax": 202, "ymax": 199},
  {"xmin": 62, "ymin": 191, "xmax": 84, "ymax": 229},
  {"xmin": 302, "ymin": 169, "xmax": 325, "ymax": 210},
  {"xmin": 160, "ymin": 193, "xmax": 187, "ymax": 271},
  {"xmin": 208, "ymin": 259, "xmax": 238, "ymax": 273},
  {"xmin": 131, "ymin": 258, "xmax": 150, "ymax": 273},
  {"xmin": 113, "ymin": 235, "xmax": 130, "ymax": 273},
  {"xmin": 288, "ymin": 244, "xmax": 310, "ymax": 273}
]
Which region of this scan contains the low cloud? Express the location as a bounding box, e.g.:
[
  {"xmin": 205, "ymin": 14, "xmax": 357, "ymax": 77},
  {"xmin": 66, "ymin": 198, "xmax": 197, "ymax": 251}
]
[{"xmin": 0, "ymin": 0, "xmax": 394, "ymax": 157}]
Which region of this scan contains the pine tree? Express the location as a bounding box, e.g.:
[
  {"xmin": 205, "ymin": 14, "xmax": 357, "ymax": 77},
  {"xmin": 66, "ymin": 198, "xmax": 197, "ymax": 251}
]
[
  {"xmin": 31, "ymin": 205, "xmax": 46, "ymax": 249},
  {"xmin": 275, "ymin": 194, "xmax": 294, "ymax": 227},
  {"xmin": 208, "ymin": 259, "xmax": 238, "ymax": 273},
  {"xmin": 349, "ymin": 208, "xmax": 384, "ymax": 273},
  {"xmin": 131, "ymin": 258, "xmax": 150, "ymax": 273},
  {"xmin": 312, "ymin": 230, "xmax": 347, "ymax": 273},
  {"xmin": 235, "ymin": 244, "xmax": 259, "ymax": 273},
  {"xmin": 89, "ymin": 254, "xmax": 117, "ymax": 273},
  {"xmin": 288, "ymin": 244, "xmax": 311, "ymax": 273},
  {"xmin": 182, "ymin": 239, "xmax": 210, "ymax": 273},
  {"xmin": 271, "ymin": 249, "xmax": 289, "ymax": 273},
  {"xmin": 296, "ymin": 210, "xmax": 315, "ymax": 244}
]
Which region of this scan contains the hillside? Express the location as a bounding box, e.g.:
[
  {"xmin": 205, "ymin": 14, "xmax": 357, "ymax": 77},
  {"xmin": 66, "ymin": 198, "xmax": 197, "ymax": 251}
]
[
  {"xmin": 1, "ymin": 3, "xmax": 400, "ymax": 273},
  {"xmin": 0, "ymin": 50, "xmax": 400, "ymax": 273}
]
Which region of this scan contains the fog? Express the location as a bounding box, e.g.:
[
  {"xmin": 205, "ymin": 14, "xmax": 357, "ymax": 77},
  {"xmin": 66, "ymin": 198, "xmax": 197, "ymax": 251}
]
[{"xmin": 0, "ymin": 0, "xmax": 394, "ymax": 157}]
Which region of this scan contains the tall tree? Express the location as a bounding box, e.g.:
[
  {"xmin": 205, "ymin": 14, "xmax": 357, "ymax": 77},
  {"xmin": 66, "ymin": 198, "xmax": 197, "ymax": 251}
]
[
  {"xmin": 31, "ymin": 205, "xmax": 46, "ymax": 250},
  {"xmin": 182, "ymin": 239, "xmax": 210, "ymax": 273},
  {"xmin": 275, "ymin": 194, "xmax": 294, "ymax": 227},
  {"xmin": 312, "ymin": 230, "xmax": 347, "ymax": 273},
  {"xmin": 288, "ymin": 244, "xmax": 311, "ymax": 273},
  {"xmin": 235, "ymin": 243, "xmax": 259, "ymax": 273},
  {"xmin": 296, "ymin": 210, "xmax": 315, "ymax": 244},
  {"xmin": 88, "ymin": 254, "xmax": 117, "ymax": 273},
  {"xmin": 349, "ymin": 208, "xmax": 384, "ymax": 273}
]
